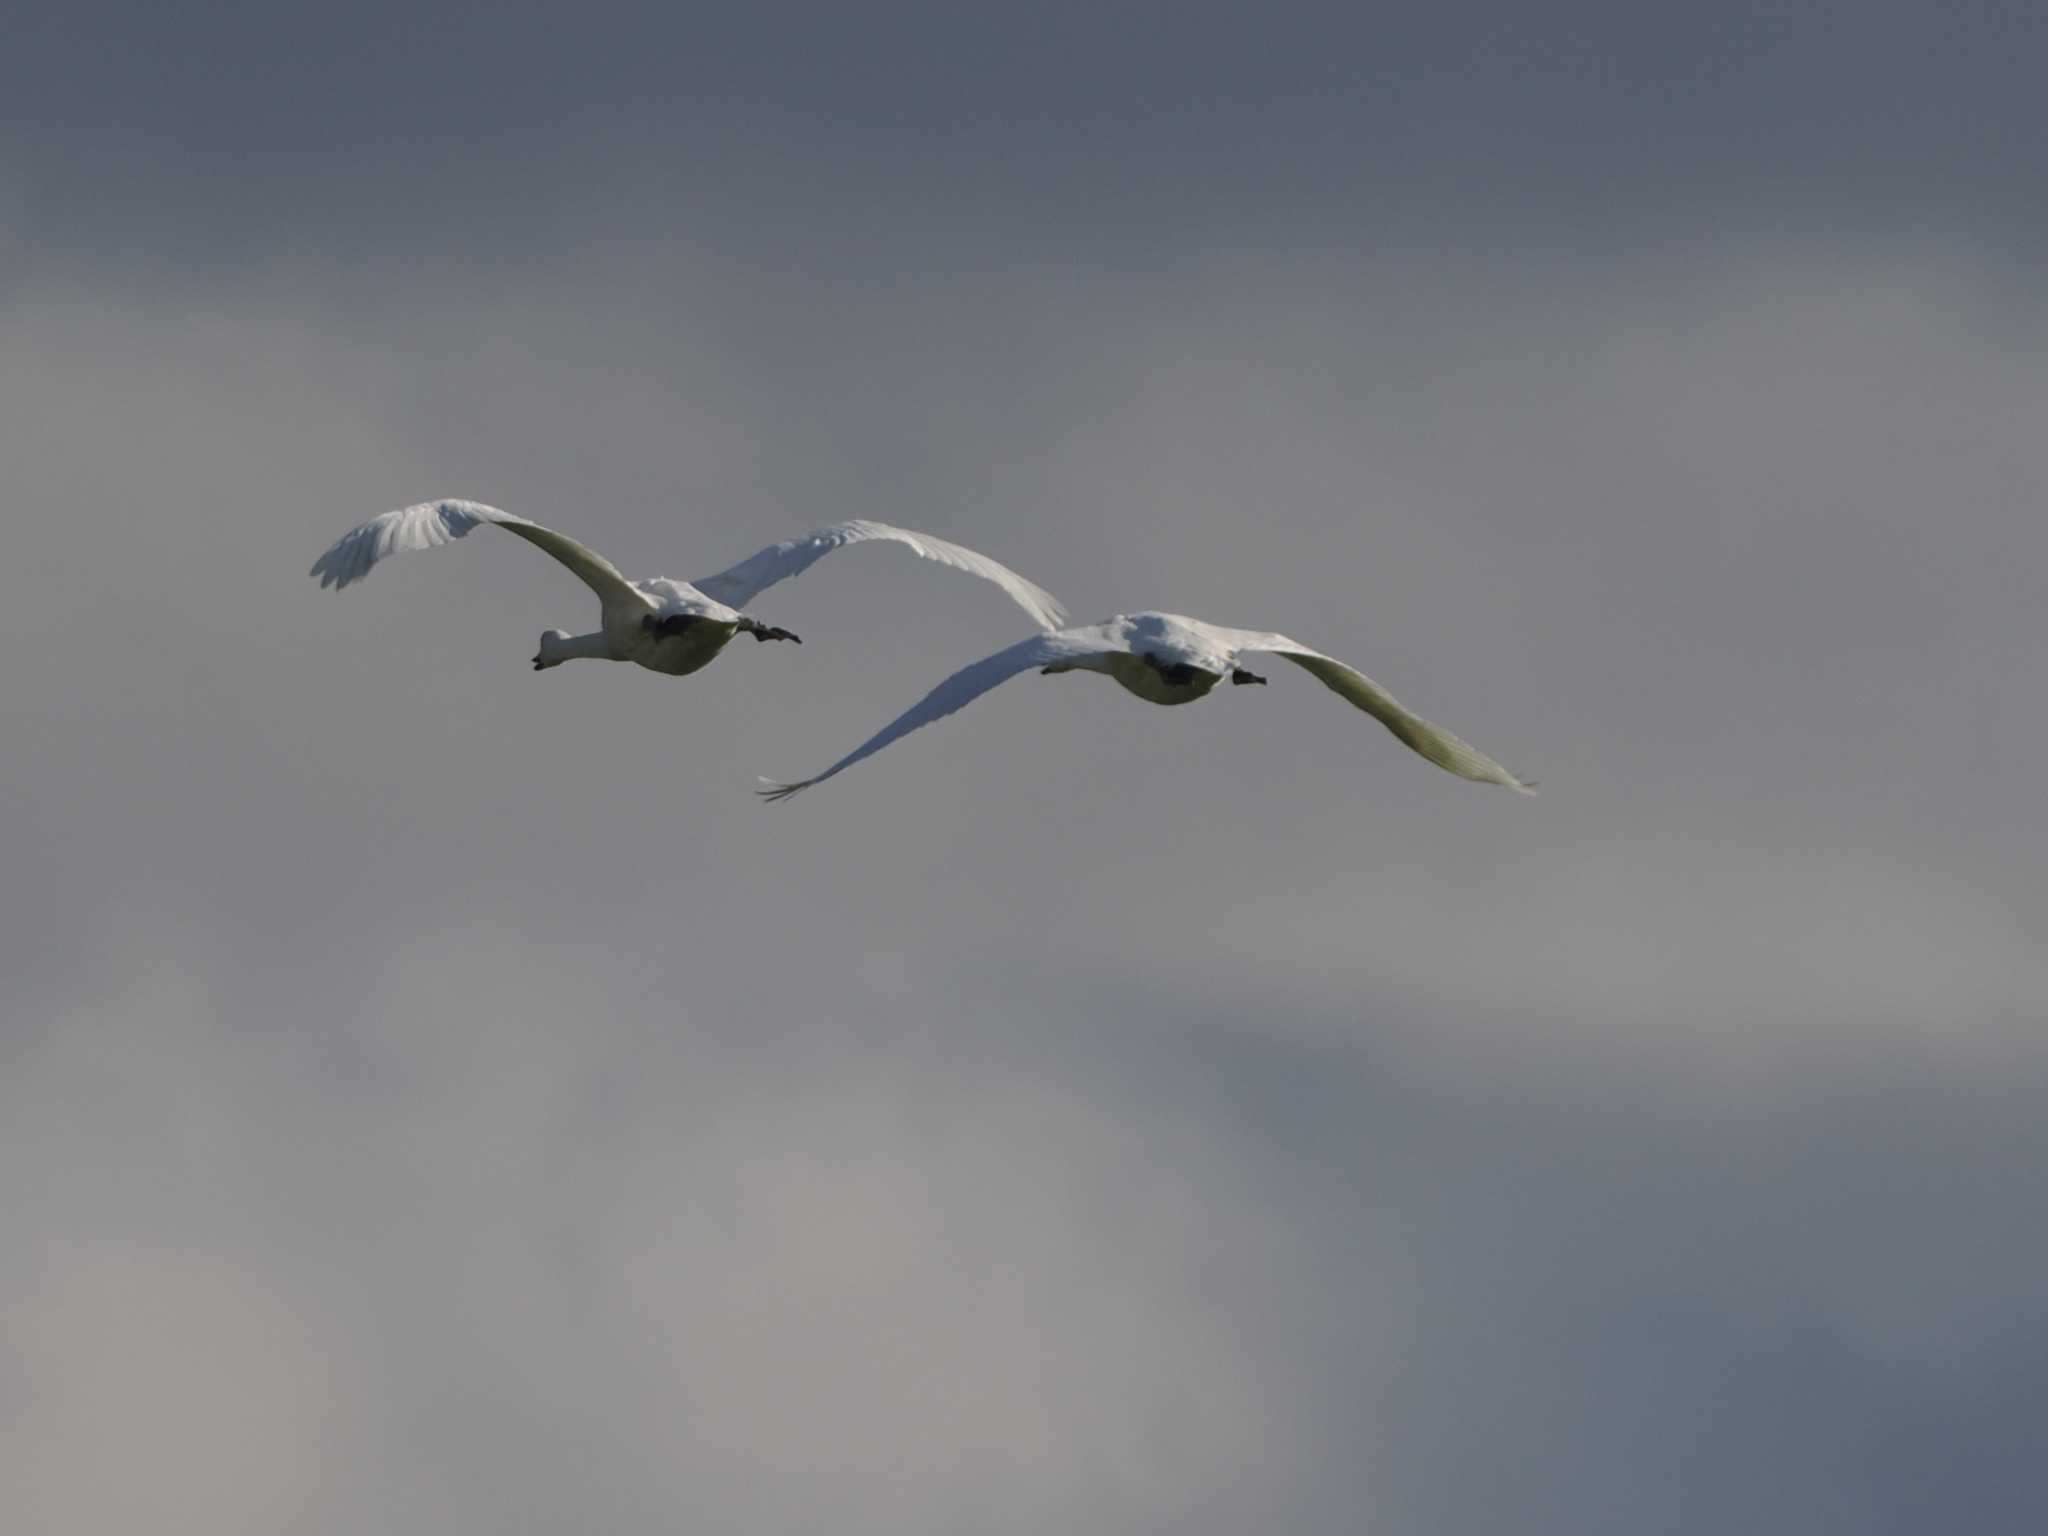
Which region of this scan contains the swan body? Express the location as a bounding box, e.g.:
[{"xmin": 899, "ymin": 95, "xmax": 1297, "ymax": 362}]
[
  {"xmin": 310, "ymin": 499, "xmax": 1066, "ymax": 674},
  {"xmin": 762, "ymin": 611, "xmax": 1533, "ymax": 800}
]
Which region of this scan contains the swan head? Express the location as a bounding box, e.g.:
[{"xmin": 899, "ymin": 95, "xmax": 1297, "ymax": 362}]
[{"xmin": 533, "ymin": 629, "xmax": 573, "ymax": 670}]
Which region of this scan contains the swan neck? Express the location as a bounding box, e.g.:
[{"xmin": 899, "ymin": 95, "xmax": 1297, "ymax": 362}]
[{"xmin": 544, "ymin": 629, "xmax": 611, "ymax": 663}]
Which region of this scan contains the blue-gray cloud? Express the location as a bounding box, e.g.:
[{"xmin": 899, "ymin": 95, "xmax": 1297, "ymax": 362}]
[{"xmin": 9, "ymin": 2, "xmax": 2048, "ymax": 257}]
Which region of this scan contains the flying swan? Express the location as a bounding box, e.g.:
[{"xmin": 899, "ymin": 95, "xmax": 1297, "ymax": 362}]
[
  {"xmin": 309, "ymin": 499, "xmax": 1065, "ymax": 674},
  {"xmin": 759, "ymin": 611, "xmax": 1534, "ymax": 800}
]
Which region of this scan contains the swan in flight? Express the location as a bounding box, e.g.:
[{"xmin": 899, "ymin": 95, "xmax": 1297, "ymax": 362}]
[
  {"xmin": 760, "ymin": 611, "xmax": 1533, "ymax": 800},
  {"xmin": 309, "ymin": 499, "xmax": 1065, "ymax": 674}
]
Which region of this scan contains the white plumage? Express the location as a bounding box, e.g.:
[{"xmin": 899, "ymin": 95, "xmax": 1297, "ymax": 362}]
[
  {"xmin": 310, "ymin": 499, "xmax": 1065, "ymax": 678},
  {"xmin": 760, "ymin": 611, "xmax": 1533, "ymax": 800}
]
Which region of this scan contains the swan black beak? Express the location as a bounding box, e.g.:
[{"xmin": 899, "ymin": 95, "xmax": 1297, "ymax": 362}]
[{"xmin": 1231, "ymin": 668, "xmax": 1267, "ymax": 686}]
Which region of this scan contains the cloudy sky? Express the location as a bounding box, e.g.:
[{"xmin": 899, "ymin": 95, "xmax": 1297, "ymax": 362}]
[{"xmin": 5, "ymin": 4, "xmax": 2047, "ymax": 1531}]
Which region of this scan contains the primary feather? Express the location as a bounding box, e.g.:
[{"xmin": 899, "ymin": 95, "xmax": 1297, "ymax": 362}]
[{"xmin": 693, "ymin": 519, "xmax": 1067, "ymax": 632}]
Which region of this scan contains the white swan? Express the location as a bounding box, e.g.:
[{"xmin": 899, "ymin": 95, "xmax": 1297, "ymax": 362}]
[
  {"xmin": 760, "ymin": 611, "xmax": 1533, "ymax": 799},
  {"xmin": 309, "ymin": 499, "xmax": 1065, "ymax": 674}
]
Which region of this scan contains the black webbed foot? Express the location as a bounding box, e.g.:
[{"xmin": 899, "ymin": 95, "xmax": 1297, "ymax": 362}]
[
  {"xmin": 1230, "ymin": 668, "xmax": 1267, "ymax": 686},
  {"xmin": 748, "ymin": 624, "xmax": 801, "ymax": 644}
]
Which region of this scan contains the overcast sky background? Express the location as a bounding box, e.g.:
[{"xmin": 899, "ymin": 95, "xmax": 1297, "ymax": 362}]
[{"xmin": 5, "ymin": 4, "xmax": 2047, "ymax": 1532}]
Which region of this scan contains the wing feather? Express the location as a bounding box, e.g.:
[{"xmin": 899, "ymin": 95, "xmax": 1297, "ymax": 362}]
[
  {"xmin": 310, "ymin": 499, "xmax": 641, "ymax": 609},
  {"xmin": 759, "ymin": 631, "xmax": 1091, "ymax": 801},
  {"xmin": 696, "ymin": 520, "xmax": 1066, "ymax": 632},
  {"xmin": 1208, "ymin": 625, "xmax": 1534, "ymax": 793}
]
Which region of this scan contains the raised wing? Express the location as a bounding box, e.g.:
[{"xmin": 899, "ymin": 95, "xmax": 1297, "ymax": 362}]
[
  {"xmin": 309, "ymin": 499, "xmax": 643, "ymax": 609},
  {"xmin": 1212, "ymin": 625, "xmax": 1535, "ymax": 794},
  {"xmin": 694, "ymin": 520, "xmax": 1066, "ymax": 633},
  {"xmin": 758, "ymin": 631, "xmax": 1094, "ymax": 801}
]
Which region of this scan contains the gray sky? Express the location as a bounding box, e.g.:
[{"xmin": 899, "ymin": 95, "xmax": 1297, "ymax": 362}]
[{"xmin": 4, "ymin": 5, "xmax": 2046, "ymax": 1532}]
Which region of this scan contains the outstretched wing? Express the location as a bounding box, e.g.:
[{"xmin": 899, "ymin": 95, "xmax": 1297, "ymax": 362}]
[
  {"xmin": 694, "ymin": 520, "xmax": 1066, "ymax": 633},
  {"xmin": 759, "ymin": 631, "xmax": 1097, "ymax": 801},
  {"xmin": 1207, "ymin": 624, "xmax": 1535, "ymax": 794},
  {"xmin": 309, "ymin": 499, "xmax": 643, "ymax": 609}
]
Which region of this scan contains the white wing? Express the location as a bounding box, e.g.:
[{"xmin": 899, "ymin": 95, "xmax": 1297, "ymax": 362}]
[
  {"xmin": 1202, "ymin": 623, "xmax": 1535, "ymax": 794},
  {"xmin": 694, "ymin": 520, "xmax": 1066, "ymax": 632},
  {"xmin": 309, "ymin": 499, "xmax": 644, "ymax": 609},
  {"xmin": 758, "ymin": 630, "xmax": 1099, "ymax": 801}
]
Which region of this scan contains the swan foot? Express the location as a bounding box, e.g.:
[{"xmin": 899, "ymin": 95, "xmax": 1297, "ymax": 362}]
[
  {"xmin": 745, "ymin": 623, "xmax": 802, "ymax": 644},
  {"xmin": 1230, "ymin": 668, "xmax": 1267, "ymax": 686}
]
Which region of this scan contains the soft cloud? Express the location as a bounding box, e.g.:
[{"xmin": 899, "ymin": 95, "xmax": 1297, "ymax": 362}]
[{"xmin": 4, "ymin": 102, "xmax": 2046, "ymax": 1533}]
